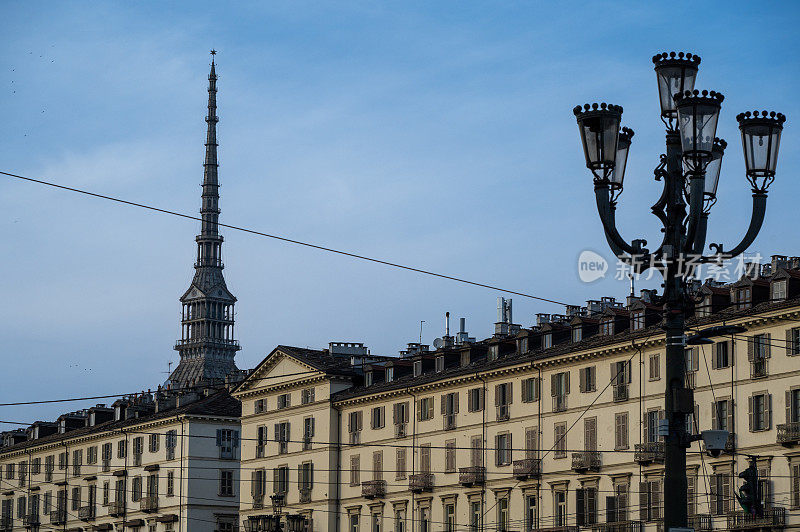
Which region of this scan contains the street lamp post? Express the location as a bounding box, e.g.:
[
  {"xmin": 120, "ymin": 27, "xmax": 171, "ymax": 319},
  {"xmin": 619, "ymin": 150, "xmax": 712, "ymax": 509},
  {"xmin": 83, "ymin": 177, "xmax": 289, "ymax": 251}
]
[{"xmin": 573, "ymin": 52, "xmax": 786, "ymax": 530}]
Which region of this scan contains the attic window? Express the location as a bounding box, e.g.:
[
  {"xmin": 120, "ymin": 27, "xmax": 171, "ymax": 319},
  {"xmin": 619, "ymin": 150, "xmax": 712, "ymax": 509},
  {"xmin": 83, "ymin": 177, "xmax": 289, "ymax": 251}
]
[
  {"xmin": 435, "ymin": 356, "xmax": 445, "ymax": 373},
  {"xmin": 572, "ymin": 327, "xmax": 582, "ymax": 343},
  {"xmin": 386, "ymin": 367, "xmax": 394, "ymax": 382},
  {"xmin": 413, "ymin": 360, "xmax": 422, "ymax": 377},
  {"xmin": 772, "ymin": 280, "xmax": 787, "ymax": 302},
  {"xmin": 365, "ymin": 371, "xmax": 373, "ymax": 387},
  {"xmin": 631, "ymin": 311, "xmax": 645, "ymax": 331},
  {"xmin": 543, "ymin": 333, "xmax": 553, "ymax": 349},
  {"xmin": 734, "ymin": 287, "xmax": 752, "ymax": 310},
  {"xmin": 488, "ymin": 345, "xmax": 499, "ymax": 362},
  {"xmin": 696, "ymin": 298, "xmax": 712, "ymax": 317},
  {"xmin": 600, "ymin": 318, "xmax": 614, "ymax": 336}
]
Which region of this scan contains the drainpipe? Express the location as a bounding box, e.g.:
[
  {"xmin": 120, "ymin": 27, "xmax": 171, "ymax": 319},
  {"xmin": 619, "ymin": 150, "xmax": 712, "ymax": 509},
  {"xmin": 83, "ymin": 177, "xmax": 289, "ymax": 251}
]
[
  {"xmin": 407, "ymin": 387, "xmax": 417, "ymax": 532},
  {"xmin": 61, "ymin": 440, "xmax": 69, "ymax": 532},
  {"xmin": 536, "ymin": 364, "xmax": 542, "ymax": 530},
  {"xmin": 476, "ymin": 372, "xmax": 487, "ymax": 532},
  {"xmin": 178, "ymin": 418, "xmax": 185, "ymax": 532},
  {"xmin": 333, "ymin": 403, "xmax": 342, "ymax": 532}
]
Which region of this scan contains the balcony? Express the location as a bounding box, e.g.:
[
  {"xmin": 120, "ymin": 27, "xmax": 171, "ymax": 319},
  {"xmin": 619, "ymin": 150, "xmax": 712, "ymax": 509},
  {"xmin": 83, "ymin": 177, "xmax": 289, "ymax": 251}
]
[
  {"xmin": 0, "ymin": 518, "xmax": 11, "ymax": 532},
  {"xmin": 553, "ymin": 395, "xmax": 567, "ymax": 412},
  {"xmin": 571, "ymin": 450, "xmax": 601, "ymax": 472},
  {"xmin": 244, "ymin": 515, "xmax": 281, "ymax": 532},
  {"xmin": 108, "ymin": 500, "xmax": 125, "ymax": 517},
  {"xmin": 361, "ymin": 480, "xmax": 386, "ymax": 499},
  {"xmin": 252, "ymin": 495, "xmax": 264, "ymax": 510},
  {"xmin": 140, "ymin": 496, "xmax": 158, "ymax": 512},
  {"xmin": 496, "ymin": 404, "xmax": 510, "ymax": 421},
  {"xmin": 592, "ymin": 521, "xmax": 643, "ymax": 532},
  {"xmin": 727, "ymin": 506, "xmax": 785, "ymax": 530},
  {"xmin": 349, "ymin": 432, "xmax": 361, "ymax": 445},
  {"xmin": 613, "ymin": 384, "xmax": 629, "ymax": 402},
  {"xmin": 443, "ymin": 414, "xmax": 457, "ymax": 430},
  {"xmin": 533, "ymin": 527, "xmax": 579, "ymax": 532},
  {"xmin": 394, "ymin": 423, "xmax": 407, "ymax": 438},
  {"xmin": 22, "ymin": 514, "xmax": 41, "ymax": 527},
  {"xmin": 513, "ymin": 458, "xmax": 542, "ymax": 480},
  {"xmin": 777, "ymin": 421, "xmax": 800, "ymax": 445},
  {"xmin": 688, "ymin": 514, "xmax": 713, "ymax": 531},
  {"xmin": 300, "ymin": 488, "xmax": 312, "ymax": 503},
  {"xmin": 50, "ymin": 509, "xmax": 67, "ymax": 525},
  {"xmin": 78, "ymin": 505, "xmax": 96, "ymax": 520},
  {"xmin": 458, "ymin": 466, "xmax": 485, "ymax": 486},
  {"xmin": 634, "ymin": 442, "xmax": 664, "ymax": 465},
  {"xmin": 751, "ymin": 359, "xmax": 768, "ymax": 378},
  {"xmin": 409, "ymin": 473, "xmax": 434, "ymax": 493}
]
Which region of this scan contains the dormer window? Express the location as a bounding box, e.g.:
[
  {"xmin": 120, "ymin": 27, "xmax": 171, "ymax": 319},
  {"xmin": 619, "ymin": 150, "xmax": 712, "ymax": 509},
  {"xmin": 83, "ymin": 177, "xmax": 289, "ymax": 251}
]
[
  {"xmin": 365, "ymin": 371, "xmax": 373, "ymax": 387},
  {"xmin": 413, "ymin": 360, "xmax": 422, "ymax": 377},
  {"xmin": 600, "ymin": 318, "xmax": 614, "ymax": 336},
  {"xmin": 488, "ymin": 345, "xmax": 499, "ymax": 362},
  {"xmin": 386, "ymin": 367, "xmax": 394, "ymax": 382},
  {"xmin": 543, "ymin": 333, "xmax": 553, "ymax": 349},
  {"xmin": 572, "ymin": 326, "xmax": 582, "ymax": 343},
  {"xmin": 695, "ymin": 298, "xmax": 711, "ymax": 317},
  {"xmin": 435, "ymin": 356, "xmax": 445, "ymax": 372},
  {"xmin": 631, "ymin": 311, "xmax": 645, "ymax": 330},
  {"xmin": 518, "ymin": 337, "xmax": 529, "ymax": 354},
  {"xmin": 772, "ymin": 280, "xmax": 787, "ymax": 302},
  {"xmin": 734, "ymin": 287, "xmax": 752, "ymax": 310}
]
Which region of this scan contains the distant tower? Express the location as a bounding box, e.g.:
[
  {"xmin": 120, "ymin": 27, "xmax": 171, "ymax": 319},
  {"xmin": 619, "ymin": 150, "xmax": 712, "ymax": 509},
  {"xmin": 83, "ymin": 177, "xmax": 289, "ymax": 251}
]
[{"xmin": 169, "ymin": 51, "xmax": 240, "ymax": 388}]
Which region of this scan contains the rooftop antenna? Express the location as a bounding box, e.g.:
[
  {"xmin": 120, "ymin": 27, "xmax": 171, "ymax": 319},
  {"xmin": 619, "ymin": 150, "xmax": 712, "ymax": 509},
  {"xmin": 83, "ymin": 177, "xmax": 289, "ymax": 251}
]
[{"xmin": 419, "ymin": 320, "xmax": 425, "ymax": 345}]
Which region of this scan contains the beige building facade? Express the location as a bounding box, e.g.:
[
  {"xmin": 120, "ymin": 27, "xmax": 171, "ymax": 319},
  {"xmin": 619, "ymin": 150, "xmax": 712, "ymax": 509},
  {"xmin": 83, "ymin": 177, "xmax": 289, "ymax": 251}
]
[
  {"xmin": 0, "ymin": 389, "xmax": 241, "ymax": 532},
  {"xmin": 235, "ymin": 263, "xmax": 800, "ymax": 532}
]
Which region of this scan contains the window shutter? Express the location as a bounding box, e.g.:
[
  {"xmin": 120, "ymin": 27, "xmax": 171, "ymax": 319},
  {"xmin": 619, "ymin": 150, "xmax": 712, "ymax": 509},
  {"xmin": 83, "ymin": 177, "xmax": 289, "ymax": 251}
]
[
  {"xmin": 494, "ymin": 435, "xmax": 501, "ymax": 467},
  {"xmin": 748, "ymin": 396, "xmax": 754, "ymax": 432},
  {"xmin": 610, "ymin": 363, "xmax": 616, "ymax": 386},
  {"xmin": 534, "ymin": 378, "xmax": 540, "ymax": 401},
  {"xmin": 787, "ymin": 329, "xmax": 795, "ymax": 355},
  {"xmin": 767, "ymin": 394, "xmax": 773, "ymax": 429},
  {"xmin": 454, "ymin": 393, "xmax": 459, "ymax": 413},
  {"xmin": 606, "ymin": 495, "xmax": 617, "ymax": 524},
  {"xmin": 712, "ymin": 344, "xmax": 719, "ymax": 369},
  {"xmin": 441, "ymin": 395, "xmax": 447, "ymax": 416},
  {"xmin": 728, "ymin": 401, "xmax": 735, "ymax": 434},
  {"xmin": 250, "ymin": 471, "xmax": 258, "ymax": 496},
  {"xmin": 587, "ymin": 488, "xmax": 597, "ymax": 524},
  {"xmin": 565, "ymin": 372, "xmax": 570, "ymax": 394},
  {"xmin": 495, "ymin": 385, "xmax": 501, "ymax": 407},
  {"xmin": 507, "ymin": 433, "xmax": 513, "ymax": 463},
  {"xmin": 764, "ymin": 333, "xmax": 772, "ymax": 358},
  {"xmin": 793, "ymin": 464, "xmax": 800, "ymax": 508},
  {"xmin": 748, "ymin": 337, "xmax": 754, "ymax": 361},
  {"xmin": 580, "ymin": 369, "xmax": 587, "ymax": 392},
  {"xmin": 298, "ymin": 464, "xmax": 303, "ymax": 487},
  {"xmin": 576, "ymin": 488, "xmax": 585, "ymax": 527},
  {"xmin": 417, "ymin": 403, "xmax": 423, "ymax": 422},
  {"xmin": 233, "ymin": 431, "xmax": 240, "ymax": 448},
  {"xmin": 216, "ymin": 429, "xmax": 222, "ymax": 446},
  {"xmin": 787, "ymin": 391, "xmax": 793, "ymax": 424},
  {"xmin": 392, "ymin": 404, "xmax": 398, "ymax": 424},
  {"xmin": 551, "ymin": 374, "xmax": 558, "ymax": 397},
  {"xmin": 273, "ymin": 468, "xmax": 279, "ymax": 492},
  {"xmin": 692, "ymin": 347, "xmax": 699, "ymax": 371},
  {"xmin": 711, "ymin": 402, "xmax": 718, "ymax": 430},
  {"xmin": 522, "ymin": 379, "xmax": 529, "ymax": 402},
  {"xmin": 508, "ymin": 382, "xmax": 513, "ymax": 404},
  {"xmin": 643, "ymin": 413, "xmax": 649, "ymax": 442}
]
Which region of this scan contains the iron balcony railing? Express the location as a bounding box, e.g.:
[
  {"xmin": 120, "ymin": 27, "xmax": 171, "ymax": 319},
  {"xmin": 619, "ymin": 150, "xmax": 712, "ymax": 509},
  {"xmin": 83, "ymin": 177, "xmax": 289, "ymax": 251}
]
[
  {"xmin": 532, "ymin": 526, "xmax": 579, "ymax": 532},
  {"xmin": 140, "ymin": 496, "xmax": 158, "ymax": 512},
  {"xmin": 174, "ymin": 338, "xmax": 240, "ymax": 349},
  {"xmin": 361, "ymin": 480, "xmax": 386, "ymax": 499},
  {"xmin": 108, "ymin": 500, "xmax": 125, "ymax": 517},
  {"xmin": 394, "ymin": 423, "xmax": 407, "ymax": 438},
  {"xmin": 634, "ymin": 442, "xmax": 664, "ymax": 464},
  {"xmin": 777, "ymin": 421, "xmax": 800, "ymax": 445},
  {"xmin": 22, "ymin": 513, "xmax": 41, "ymax": 526},
  {"xmin": 299, "ymin": 487, "xmax": 312, "ymax": 503},
  {"xmin": 0, "ymin": 517, "xmax": 11, "ymax": 532},
  {"xmin": 727, "ymin": 506, "xmax": 785, "ymax": 530},
  {"xmin": 458, "ymin": 466, "xmax": 486, "ymax": 486},
  {"xmin": 244, "ymin": 515, "xmax": 281, "ymax": 532},
  {"xmin": 252, "ymin": 495, "xmax": 264, "ymax": 510},
  {"xmin": 78, "ymin": 505, "xmax": 96, "ymax": 520},
  {"xmin": 443, "ymin": 414, "xmax": 457, "ymax": 430},
  {"xmin": 571, "ymin": 450, "xmax": 601, "ymax": 472},
  {"xmin": 613, "ymin": 384, "xmax": 629, "ymax": 402},
  {"xmin": 409, "ymin": 473, "xmax": 434, "ymax": 493},
  {"xmin": 496, "ymin": 404, "xmax": 510, "ymax": 421},
  {"xmin": 553, "ymin": 395, "xmax": 567, "ymax": 412},
  {"xmin": 513, "ymin": 458, "xmax": 542, "ymax": 480},
  {"xmin": 688, "ymin": 514, "xmax": 712, "ymax": 531},
  {"xmin": 591, "ymin": 521, "xmax": 643, "ymax": 532},
  {"xmin": 50, "ymin": 509, "xmax": 67, "ymax": 525},
  {"xmin": 751, "ymin": 358, "xmax": 768, "ymax": 378}
]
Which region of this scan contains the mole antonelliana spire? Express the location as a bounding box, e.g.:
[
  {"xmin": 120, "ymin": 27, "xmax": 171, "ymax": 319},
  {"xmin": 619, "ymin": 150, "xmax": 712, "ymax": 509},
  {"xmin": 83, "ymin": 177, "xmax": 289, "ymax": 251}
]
[{"xmin": 168, "ymin": 51, "xmax": 240, "ymax": 388}]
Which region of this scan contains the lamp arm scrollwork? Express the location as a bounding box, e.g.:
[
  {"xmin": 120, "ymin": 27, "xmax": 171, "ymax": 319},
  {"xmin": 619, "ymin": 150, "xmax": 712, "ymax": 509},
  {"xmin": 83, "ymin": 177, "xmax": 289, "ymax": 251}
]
[
  {"xmin": 701, "ymin": 192, "xmax": 767, "ymax": 262},
  {"xmin": 595, "ymin": 184, "xmax": 636, "ymax": 256}
]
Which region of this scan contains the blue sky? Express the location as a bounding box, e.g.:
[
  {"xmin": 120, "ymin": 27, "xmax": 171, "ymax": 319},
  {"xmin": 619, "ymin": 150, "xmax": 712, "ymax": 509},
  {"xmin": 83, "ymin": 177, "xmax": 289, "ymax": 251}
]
[{"xmin": 2, "ymin": 1, "xmax": 798, "ymax": 423}]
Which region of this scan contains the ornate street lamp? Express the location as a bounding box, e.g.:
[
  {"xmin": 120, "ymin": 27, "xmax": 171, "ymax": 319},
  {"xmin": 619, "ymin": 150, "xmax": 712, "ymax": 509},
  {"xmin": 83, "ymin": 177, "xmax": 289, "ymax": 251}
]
[{"xmin": 573, "ymin": 51, "xmax": 786, "ymax": 530}]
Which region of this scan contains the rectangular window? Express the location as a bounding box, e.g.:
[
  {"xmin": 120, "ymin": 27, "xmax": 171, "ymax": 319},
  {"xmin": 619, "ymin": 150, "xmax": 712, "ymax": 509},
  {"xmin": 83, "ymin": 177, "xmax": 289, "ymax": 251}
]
[
  {"xmin": 712, "ymin": 399, "xmax": 734, "ymax": 432},
  {"xmin": 772, "ymin": 280, "xmax": 787, "ymax": 301},
  {"xmin": 470, "ymin": 501, "xmax": 482, "ymax": 532},
  {"xmin": 372, "ymin": 451, "xmax": 383, "ymax": 481},
  {"xmin": 348, "ymin": 412, "xmax": 363, "ymax": 444},
  {"xmin": 554, "ymin": 422, "xmax": 567, "ymax": 459},
  {"xmin": 393, "ymin": 402, "xmax": 409, "ymax": 437},
  {"xmin": 522, "ymin": 377, "xmax": 539, "ymax": 403},
  {"xmin": 165, "ymin": 430, "xmax": 177, "ymax": 460},
  {"xmin": 149, "ymin": 433, "xmax": 160, "ymax": 453},
  {"xmin": 525, "ymin": 495, "xmax": 537, "ymax": 530},
  {"xmin": 584, "ymin": 418, "xmax": 597, "ymax": 451},
  {"xmin": 45, "ymin": 455, "xmax": 54, "ymax": 481},
  {"xmin": 167, "ymin": 471, "xmax": 174, "ymax": 497},
  {"xmin": 714, "ymin": 341, "xmax": 732, "ymax": 369},
  {"xmin": 418, "ymin": 398, "xmax": 434, "ymax": 421},
  {"xmin": 102, "ymin": 482, "xmax": 109, "ymax": 505},
  {"xmin": 117, "ymin": 440, "xmax": 126, "ymax": 459},
  {"xmin": 72, "ymin": 449, "xmax": 82, "ymax": 476},
  {"xmin": 59, "ymin": 451, "xmax": 67, "ymax": 470},
  {"xmin": 132, "ymin": 476, "xmax": 142, "ymax": 501},
  {"xmin": 133, "ymin": 436, "xmax": 143, "ymax": 466},
  {"xmin": 497, "ymin": 497, "xmax": 509, "ymax": 532},
  {"xmin": 371, "ymin": 511, "xmax": 382, "ymax": 532},
  {"xmin": 86, "ymin": 447, "xmax": 97, "ymax": 465},
  {"xmin": 551, "ymin": 372, "xmax": 569, "ymax": 412},
  {"xmin": 394, "ymin": 509, "xmax": 406, "ymax": 532},
  {"xmin": 645, "ymin": 410, "xmax": 662, "ymax": 443},
  {"xmin": 303, "ymin": 417, "xmax": 315, "ymax": 450},
  {"xmin": 750, "ymin": 393, "xmax": 772, "ymax": 431},
  {"xmin": 495, "ymin": 433, "xmax": 512, "ymax": 466},
  {"xmin": 554, "ymin": 490, "xmax": 567, "ymax": 527},
  {"xmin": 789, "ymin": 389, "xmax": 800, "ymax": 424},
  {"xmin": 543, "ymin": 333, "xmax": 552, "ymax": 349},
  {"xmin": 444, "ymin": 502, "xmax": 456, "ymax": 532},
  {"xmin": 274, "ymin": 466, "xmax": 289, "ymax": 494},
  {"xmin": 631, "ymin": 311, "xmax": 645, "ymax": 330},
  {"xmin": 257, "ymin": 425, "xmax": 267, "ymax": 457},
  {"xmin": 639, "ymin": 480, "xmax": 663, "ymax": 520},
  {"xmin": 467, "ymin": 388, "xmax": 484, "ymax": 412},
  {"xmin": 445, "ymin": 440, "xmax": 456, "ymax": 473},
  {"xmin": 275, "ymin": 422, "xmax": 290, "ymax": 454},
  {"xmin": 371, "ymin": 406, "xmax": 385, "ymax": 430},
  {"xmin": 600, "ymin": 319, "xmax": 614, "ymax": 336},
  {"xmin": 396, "ymin": 448, "xmax": 407, "ymax": 480},
  {"xmin": 350, "ymin": 455, "xmax": 360, "ymax": 486},
  {"xmin": 254, "ymin": 398, "xmax": 265, "ymax": 413},
  {"xmin": 576, "ymin": 487, "xmax": 598, "ymax": 526},
  {"xmin": 791, "ymin": 463, "xmax": 800, "ymax": 509},
  {"xmin": 277, "ymin": 393, "xmax": 291, "ymax": 409},
  {"xmin": 579, "ymin": 366, "xmax": 596, "ymax": 393},
  {"xmin": 219, "ymin": 470, "xmax": 234, "ymax": 496},
  {"xmin": 495, "ymin": 383, "xmax": 512, "ymax": 421},
  {"xmin": 435, "ymin": 356, "xmax": 445, "ymax": 372},
  {"xmin": 301, "ymin": 388, "xmax": 315, "ymax": 404},
  {"xmin": 788, "ymin": 328, "xmax": 800, "ymax": 356},
  {"xmin": 300, "ymin": 462, "xmax": 313, "ymax": 491},
  {"xmin": 615, "ymin": 412, "xmax": 629, "ymax": 450},
  {"xmin": 470, "ymin": 436, "xmax": 483, "ymax": 467},
  {"xmin": 710, "ymin": 473, "xmax": 732, "ymax": 515},
  {"xmin": 441, "ymin": 392, "xmax": 458, "ymax": 429},
  {"xmin": 649, "ymin": 353, "xmax": 660, "ymax": 380},
  {"xmin": 413, "ymin": 360, "xmax": 422, "ymax": 377},
  {"xmin": 420, "ymin": 445, "xmax": 431, "ymax": 474},
  {"xmin": 216, "ymin": 429, "xmax": 238, "ymax": 459},
  {"xmin": 572, "ymin": 326, "xmax": 582, "ymax": 343},
  {"xmin": 749, "ymin": 334, "xmax": 771, "ymax": 377}
]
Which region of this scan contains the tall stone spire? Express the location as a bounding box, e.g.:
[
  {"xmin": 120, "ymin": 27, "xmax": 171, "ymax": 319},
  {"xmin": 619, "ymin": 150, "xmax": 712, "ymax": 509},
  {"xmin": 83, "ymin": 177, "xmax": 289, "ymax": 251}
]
[{"xmin": 169, "ymin": 51, "xmax": 240, "ymax": 388}]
